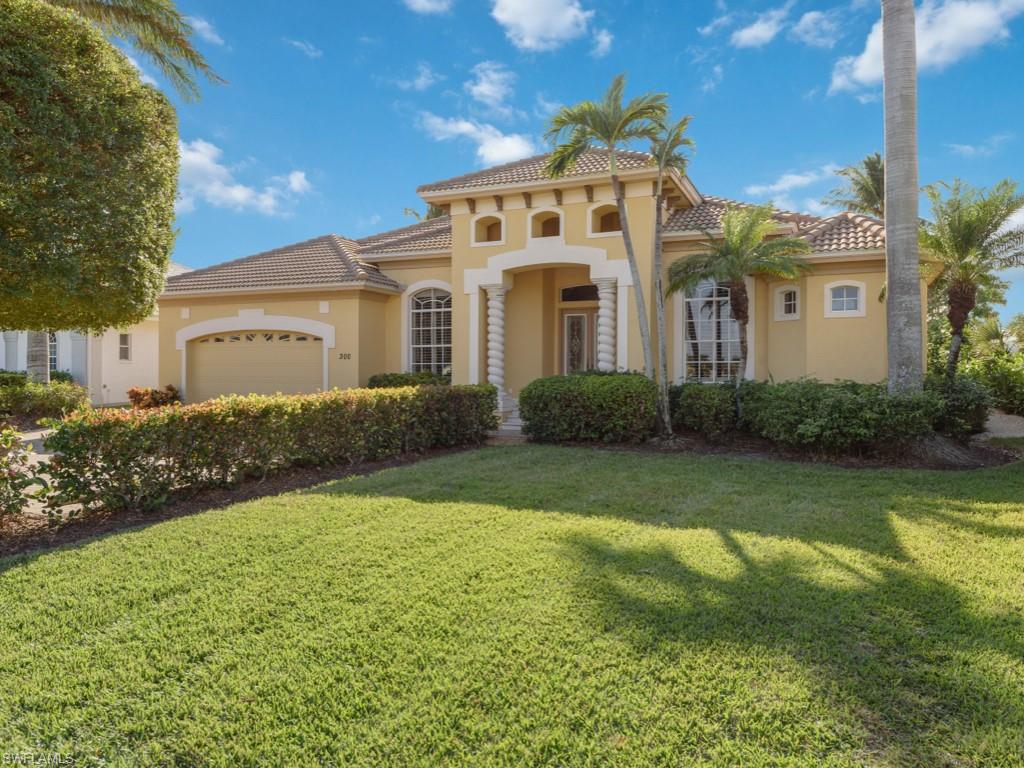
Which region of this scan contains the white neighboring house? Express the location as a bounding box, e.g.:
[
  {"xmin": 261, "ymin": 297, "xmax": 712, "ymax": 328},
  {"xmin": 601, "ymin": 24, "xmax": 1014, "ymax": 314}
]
[{"xmin": 0, "ymin": 264, "xmax": 191, "ymax": 405}]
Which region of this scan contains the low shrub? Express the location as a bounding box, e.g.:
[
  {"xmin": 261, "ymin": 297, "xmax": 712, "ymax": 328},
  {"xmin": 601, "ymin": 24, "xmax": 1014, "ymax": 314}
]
[
  {"xmin": 925, "ymin": 374, "xmax": 993, "ymax": 441},
  {"xmin": 49, "ymin": 370, "xmax": 75, "ymax": 384},
  {"xmin": 0, "ymin": 381, "xmax": 89, "ymax": 421},
  {"xmin": 741, "ymin": 379, "xmax": 940, "ymax": 456},
  {"xmin": 127, "ymin": 384, "xmax": 181, "ymax": 409},
  {"xmin": 0, "ymin": 425, "xmax": 36, "ymax": 519},
  {"xmin": 43, "ymin": 385, "xmax": 497, "ymax": 512},
  {"xmin": 670, "ymin": 383, "xmax": 737, "ymax": 440},
  {"xmin": 963, "ymin": 354, "xmax": 1024, "ymax": 416},
  {"xmin": 519, "ymin": 373, "xmax": 657, "ymax": 444},
  {"xmin": 0, "ymin": 371, "xmax": 27, "ymax": 388},
  {"xmin": 367, "ymin": 372, "xmax": 450, "ymax": 388}
]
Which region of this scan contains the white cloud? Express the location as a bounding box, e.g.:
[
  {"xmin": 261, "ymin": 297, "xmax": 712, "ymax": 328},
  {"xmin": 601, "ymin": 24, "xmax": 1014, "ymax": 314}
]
[
  {"xmin": 398, "ymin": 62, "xmax": 443, "ymax": 91},
  {"xmin": 702, "ymin": 64, "xmax": 725, "ymax": 92},
  {"xmin": 831, "ymin": 0, "xmax": 1024, "ymax": 94},
  {"xmin": 464, "ymin": 61, "xmax": 516, "ymax": 107},
  {"xmin": 491, "ymin": 0, "xmax": 594, "ymax": 51},
  {"xmin": 699, "ymin": 13, "xmax": 735, "ymax": 36},
  {"xmin": 284, "ymin": 39, "xmax": 323, "ymax": 58},
  {"xmin": 403, "ymin": 0, "xmax": 452, "ymax": 12},
  {"xmin": 744, "ymin": 163, "xmax": 840, "ymax": 197},
  {"xmin": 947, "ymin": 131, "xmax": 1014, "ymax": 156},
  {"xmin": 730, "ymin": 1, "xmax": 794, "ymax": 48},
  {"xmin": 176, "ymin": 139, "xmax": 311, "ymax": 216},
  {"xmin": 534, "ymin": 93, "xmax": 563, "ymax": 118},
  {"xmin": 591, "ymin": 28, "xmax": 613, "ymax": 56},
  {"xmin": 418, "ymin": 112, "xmax": 536, "ymax": 165},
  {"xmin": 187, "ymin": 16, "xmax": 224, "ymax": 46},
  {"xmin": 791, "ymin": 10, "xmax": 841, "ymax": 48}
]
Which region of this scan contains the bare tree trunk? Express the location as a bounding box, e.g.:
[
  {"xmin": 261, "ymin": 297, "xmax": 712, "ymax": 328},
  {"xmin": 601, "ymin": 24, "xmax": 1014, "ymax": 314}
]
[
  {"xmin": 730, "ymin": 281, "xmax": 749, "ymax": 418},
  {"xmin": 652, "ymin": 193, "xmax": 673, "ymax": 435},
  {"xmin": 883, "ymin": 0, "xmax": 924, "ymax": 392},
  {"xmin": 26, "ymin": 331, "xmax": 49, "ymax": 384},
  {"xmin": 610, "ymin": 169, "xmax": 654, "ymax": 380},
  {"xmin": 945, "ymin": 281, "xmax": 976, "ymax": 379}
]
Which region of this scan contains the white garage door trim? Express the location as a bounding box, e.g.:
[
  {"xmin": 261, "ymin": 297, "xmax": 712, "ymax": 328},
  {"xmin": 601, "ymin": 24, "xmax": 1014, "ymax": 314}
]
[{"xmin": 176, "ymin": 309, "xmax": 336, "ymax": 398}]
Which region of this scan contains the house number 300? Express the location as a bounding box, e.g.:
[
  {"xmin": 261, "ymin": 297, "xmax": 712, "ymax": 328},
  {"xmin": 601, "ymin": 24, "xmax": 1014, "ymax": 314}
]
[{"xmin": 337, "ymin": 353, "xmax": 352, "ymax": 360}]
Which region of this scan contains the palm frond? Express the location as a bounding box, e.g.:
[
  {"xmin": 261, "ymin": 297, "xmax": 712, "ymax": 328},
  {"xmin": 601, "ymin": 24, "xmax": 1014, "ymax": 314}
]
[
  {"xmin": 543, "ymin": 129, "xmax": 592, "ymax": 178},
  {"xmin": 823, "ymin": 152, "xmax": 885, "ymax": 217}
]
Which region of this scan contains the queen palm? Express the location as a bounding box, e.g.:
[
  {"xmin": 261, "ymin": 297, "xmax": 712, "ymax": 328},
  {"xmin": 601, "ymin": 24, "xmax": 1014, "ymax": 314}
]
[
  {"xmin": 544, "ymin": 74, "xmax": 667, "ymax": 380},
  {"xmin": 823, "ymin": 152, "xmax": 884, "ymax": 218},
  {"xmin": 650, "ymin": 117, "xmax": 695, "ymax": 432},
  {"xmin": 666, "ymin": 205, "xmax": 811, "ymax": 394},
  {"xmin": 24, "ymin": 0, "xmax": 218, "ymax": 383},
  {"xmin": 921, "ymin": 179, "xmax": 1024, "ymax": 377},
  {"xmin": 882, "ymin": 0, "xmax": 925, "ymax": 392}
]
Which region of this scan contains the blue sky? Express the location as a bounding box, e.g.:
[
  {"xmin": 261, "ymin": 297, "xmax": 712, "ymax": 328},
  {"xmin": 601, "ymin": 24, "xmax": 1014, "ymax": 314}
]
[{"xmin": 143, "ymin": 0, "xmax": 1024, "ymax": 318}]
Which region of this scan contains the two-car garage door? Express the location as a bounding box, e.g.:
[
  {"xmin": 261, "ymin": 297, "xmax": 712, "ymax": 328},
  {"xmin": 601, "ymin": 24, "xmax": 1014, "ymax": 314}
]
[{"xmin": 188, "ymin": 331, "xmax": 322, "ymax": 402}]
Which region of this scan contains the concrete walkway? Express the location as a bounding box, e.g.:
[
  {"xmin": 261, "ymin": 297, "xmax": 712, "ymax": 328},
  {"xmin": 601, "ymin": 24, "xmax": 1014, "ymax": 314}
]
[{"xmin": 982, "ymin": 410, "xmax": 1024, "ymax": 439}]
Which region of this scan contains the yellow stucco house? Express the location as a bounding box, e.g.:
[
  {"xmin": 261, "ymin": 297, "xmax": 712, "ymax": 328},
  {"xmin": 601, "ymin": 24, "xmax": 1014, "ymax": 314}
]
[{"xmin": 159, "ymin": 149, "xmax": 920, "ymax": 412}]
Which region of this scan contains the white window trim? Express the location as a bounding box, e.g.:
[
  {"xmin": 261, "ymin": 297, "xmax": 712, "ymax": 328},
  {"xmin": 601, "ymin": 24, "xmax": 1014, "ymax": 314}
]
[
  {"xmin": 118, "ymin": 332, "xmax": 132, "ymax": 362},
  {"xmin": 824, "ymin": 280, "xmax": 866, "ymax": 318},
  {"xmin": 672, "ymin": 277, "xmax": 755, "ymax": 383},
  {"xmin": 401, "ymin": 279, "xmax": 453, "ymax": 373},
  {"xmin": 773, "ymin": 284, "xmax": 801, "ymax": 322},
  {"xmin": 585, "ymin": 202, "xmax": 622, "ymax": 239},
  {"xmin": 470, "ymin": 212, "xmax": 506, "ymax": 248},
  {"xmin": 527, "ymin": 207, "xmax": 564, "ymax": 241}
]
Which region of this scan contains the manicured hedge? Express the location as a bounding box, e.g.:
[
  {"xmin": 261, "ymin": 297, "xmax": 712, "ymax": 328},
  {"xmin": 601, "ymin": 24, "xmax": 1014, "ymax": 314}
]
[
  {"xmin": 0, "ymin": 426, "xmax": 34, "ymax": 519},
  {"xmin": 43, "ymin": 385, "xmax": 497, "ymax": 512},
  {"xmin": 925, "ymin": 374, "xmax": 993, "ymax": 441},
  {"xmin": 964, "ymin": 354, "xmax": 1024, "ymax": 416},
  {"xmin": 0, "ymin": 371, "xmax": 27, "ymax": 388},
  {"xmin": 0, "ymin": 380, "xmax": 89, "ymax": 421},
  {"xmin": 670, "ymin": 383, "xmax": 737, "ymax": 440},
  {"xmin": 367, "ymin": 372, "xmax": 450, "ymax": 388},
  {"xmin": 519, "ymin": 373, "xmax": 657, "ymax": 444},
  {"xmin": 127, "ymin": 384, "xmax": 181, "ymax": 409}
]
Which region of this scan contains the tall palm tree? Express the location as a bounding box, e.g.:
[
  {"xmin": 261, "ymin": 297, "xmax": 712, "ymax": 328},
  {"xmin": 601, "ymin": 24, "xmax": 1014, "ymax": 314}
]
[
  {"xmin": 403, "ymin": 204, "xmax": 447, "ymax": 222},
  {"xmin": 543, "ymin": 74, "xmax": 668, "ymax": 380},
  {"xmin": 882, "ymin": 0, "xmax": 925, "ymax": 393},
  {"xmin": 823, "ymin": 152, "xmax": 885, "ymax": 217},
  {"xmin": 24, "ymin": 0, "xmax": 220, "ymax": 383},
  {"xmin": 920, "ymin": 179, "xmax": 1024, "ymax": 377},
  {"xmin": 45, "ymin": 0, "xmax": 222, "ymax": 100},
  {"xmin": 666, "ymin": 205, "xmax": 811, "ymax": 396},
  {"xmin": 650, "ymin": 117, "xmax": 695, "ymax": 433}
]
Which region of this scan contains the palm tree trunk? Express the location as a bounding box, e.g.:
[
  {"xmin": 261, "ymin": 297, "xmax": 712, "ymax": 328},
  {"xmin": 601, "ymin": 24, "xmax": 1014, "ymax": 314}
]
[
  {"xmin": 945, "ymin": 281, "xmax": 976, "ymax": 379},
  {"xmin": 729, "ymin": 280, "xmax": 749, "ymax": 416},
  {"xmin": 26, "ymin": 331, "xmax": 50, "ymax": 384},
  {"xmin": 652, "ymin": 192, "xmax": 673, "ymax": 435},
  {"xmin": 611, "ymin": 171, "xmax": 654, "ymax": 380},
  {"xmin": 883, "ymin": 0, "xmax": 924, "ymax": 392}
]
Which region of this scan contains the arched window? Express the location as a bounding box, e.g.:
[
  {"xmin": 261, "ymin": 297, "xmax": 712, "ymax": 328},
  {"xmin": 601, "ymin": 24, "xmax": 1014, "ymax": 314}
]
[
  {"xmin": 589, "ymin": 204, "xmax": 621, "ymax": 235},
  {"xmin": 530, "ymin": 210, "xmax": 562, "ymax": 238},
  {"xmin": 681, "ymin": 279, "xmax": 740, "ymax": 382},
  {"xmin": 824, "ymin": 281, "xmax": 866, "ymax": 318},
  {"xmin": 473, "ymin": 215, "xmax": 503, "ymax": 245},
  {"xmin": 410, "ymin": 288, "xmax": 452, "ymax": 374}
]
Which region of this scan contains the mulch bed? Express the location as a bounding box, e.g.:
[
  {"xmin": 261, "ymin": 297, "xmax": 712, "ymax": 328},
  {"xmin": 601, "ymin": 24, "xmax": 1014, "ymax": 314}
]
[{"xmin": 0, "ymin": 447, "xmax": 470, "ymax": 560}]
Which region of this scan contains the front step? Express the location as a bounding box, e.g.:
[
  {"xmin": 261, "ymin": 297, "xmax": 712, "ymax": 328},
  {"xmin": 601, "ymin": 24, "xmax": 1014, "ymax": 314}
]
[{"xmin": 487, "ymin": 397, "xmax": 525, "ymax": 444}]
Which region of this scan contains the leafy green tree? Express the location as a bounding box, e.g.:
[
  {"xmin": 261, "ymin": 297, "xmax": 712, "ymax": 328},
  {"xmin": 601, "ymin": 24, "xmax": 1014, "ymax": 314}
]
[
  {"xmin": 666, "ymin": 205, "xmax": 811, "ymax": 396},
  {"xmin": 403, "ymin": 204, "xmax": 447, "ymax": 222},
  {"xmin": 44, "ymin": 0, "xmax": 221, "ymax": 100},
  {"xmin": 649, "ymin": 117, "xmax": 695, "ymax": 433},
  {"xmin": 1007, "ymin": 314, "xmax": 1024, "ymax": 351},
  {"xmin": 824, "ymin": 152, "xmax": 885, "ymax": 218},
  {"xmin": 0, "ymin": 0, "xmax": 178, "ymax": 380},
  {"xmin": 544, "ymin": 73, "xmax": 667, "ymax": 380},
  {"xmin": 920, "ymin": 179, "xmax": 1024, "ymax": 378}
]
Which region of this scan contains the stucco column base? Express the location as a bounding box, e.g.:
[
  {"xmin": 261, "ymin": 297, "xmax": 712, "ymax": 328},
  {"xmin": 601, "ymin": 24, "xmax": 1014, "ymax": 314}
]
[
  {"xmin": 483, "ymin": 284, "xmax": 510, "ymax": 414},
  {"xmin": 594, "ymin": 278, "xmax": 617, "ymax": 373}
]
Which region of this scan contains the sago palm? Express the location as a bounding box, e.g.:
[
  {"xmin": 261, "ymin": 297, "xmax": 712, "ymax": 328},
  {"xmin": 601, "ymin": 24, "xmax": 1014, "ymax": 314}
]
[
  {"xmin": 920, "ymin": 179, "xmax": 1024, "ymax": 378},
  {"xmin": 823, "ymin": 152, "xmax": 885, "ymax": 218},
  {"xmin": 543, "ymin": 73, "xmax": 667, "ymax": 380},
  {"xmin": 650, "ymin": 117, "xmax": 695, "ymax": 433},
  {"xmin": 666, "ymin": 205, "xmax": 811, "ymax": 393},
  {"xmin": 45, "ymin": 0, "xmax": 221, "ymax": 99}
]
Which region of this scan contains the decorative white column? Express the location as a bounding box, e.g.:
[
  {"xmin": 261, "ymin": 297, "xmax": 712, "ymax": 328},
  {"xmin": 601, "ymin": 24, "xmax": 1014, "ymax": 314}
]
[
  {"xmin": 594, "ymin": 278, "xmax": 617, "ymax": 372},
  {"xmin": 483, "ymin": 284, "xmax": 508, "ymax": 411}
]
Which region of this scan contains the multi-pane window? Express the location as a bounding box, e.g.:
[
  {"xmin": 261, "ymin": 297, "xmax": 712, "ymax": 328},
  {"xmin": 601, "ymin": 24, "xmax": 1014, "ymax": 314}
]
[
  {"xmin": 830, "ymin": 285, "xmax": 860, "ymax": 314},
  {"xmin": 782, "ymin": 290, "xmax": 798, "ymax": 316},
  {"xmin": 118, "ymin": 333, "xmax": 132, "ymax": 361},
  {"xmin": 410, "ymin": 289, "xmax": 452, "ymax": 375},
  {"xmin": 47, "ymin": 332, "xmax": 58, "ymax": 373},
  {"xmin": 682, "ymin": 280, "xmax": 741, "ymax": 382}
]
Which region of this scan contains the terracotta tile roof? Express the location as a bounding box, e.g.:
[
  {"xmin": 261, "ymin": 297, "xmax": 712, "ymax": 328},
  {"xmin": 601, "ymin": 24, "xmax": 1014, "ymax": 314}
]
[
  {"xmin": 357, "ymin": 215, "xmax": 453, "ymax": 255},
  {"xmin": 417, "ymin": 148, "xmax": 654, "ymax": 194},
  {"xmin": 665, "ymin": 197, "xmax": 886, "ymax": 252},
  {"xmin": 163, "ymin": 234, "xmax": 400, "ymax": 294}
]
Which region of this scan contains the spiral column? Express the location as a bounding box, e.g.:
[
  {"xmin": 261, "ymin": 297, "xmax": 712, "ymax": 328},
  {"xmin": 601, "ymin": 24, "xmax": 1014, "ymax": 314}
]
[
  {"xmin": 483, "ymin": 285, "xmax": 507, "ymax": 410},
  {"xmin": 594, "ymin": 278, "xmax": 617, "ymax": 372}
]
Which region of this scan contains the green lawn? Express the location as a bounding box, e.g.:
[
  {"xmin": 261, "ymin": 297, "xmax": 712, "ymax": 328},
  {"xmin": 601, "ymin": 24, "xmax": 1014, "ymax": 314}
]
[{"xmin": 2, "ymin": 446, "xmax": 1023, "ymax": 767}]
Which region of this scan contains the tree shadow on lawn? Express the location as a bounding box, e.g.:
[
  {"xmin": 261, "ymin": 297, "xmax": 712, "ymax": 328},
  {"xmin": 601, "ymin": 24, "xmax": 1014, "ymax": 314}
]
[{"xmin": 562, "ymin": 530, "xmax": 1024, "ymax": 765}]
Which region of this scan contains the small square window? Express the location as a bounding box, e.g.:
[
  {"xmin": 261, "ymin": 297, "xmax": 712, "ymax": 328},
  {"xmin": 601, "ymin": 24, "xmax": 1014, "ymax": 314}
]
[{"xmin": 118, "ymin": 333, "xmax": 131, "ymax": 361}]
